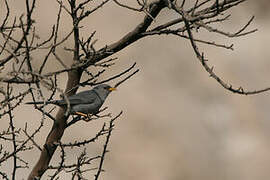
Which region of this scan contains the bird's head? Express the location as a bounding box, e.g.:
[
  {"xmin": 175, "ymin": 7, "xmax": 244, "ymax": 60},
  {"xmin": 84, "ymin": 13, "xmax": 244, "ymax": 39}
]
[{"xmin": 93, "ymin": 84, "xmax": 116, "ymax": 101}]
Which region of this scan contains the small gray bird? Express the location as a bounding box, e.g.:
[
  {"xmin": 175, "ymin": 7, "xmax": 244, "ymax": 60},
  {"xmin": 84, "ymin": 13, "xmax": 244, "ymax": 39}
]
[{"xmin": 26, "ymin": 84, "xmax": 116, "ymax": 116}]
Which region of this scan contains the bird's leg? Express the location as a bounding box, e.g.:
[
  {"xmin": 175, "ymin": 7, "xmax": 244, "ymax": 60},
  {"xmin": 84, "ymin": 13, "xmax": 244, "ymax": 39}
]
[{"xmin": 75, "ymin": 112, "xmax": 88, "ymax": 117}]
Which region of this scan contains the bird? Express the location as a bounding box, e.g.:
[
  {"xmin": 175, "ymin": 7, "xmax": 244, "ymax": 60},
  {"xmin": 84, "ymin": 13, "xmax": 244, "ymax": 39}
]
[{"xmin": 25, "ymin": 84, "xmax": 116, "ymax": 117}]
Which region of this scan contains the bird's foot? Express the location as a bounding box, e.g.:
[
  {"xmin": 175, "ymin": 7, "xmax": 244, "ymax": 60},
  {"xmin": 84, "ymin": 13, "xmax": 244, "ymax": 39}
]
[
  {"xmin": 83, "ymin": 114, "xmax": 94, "ymax": 122},
  {"xmin": 74, "ymin": 112, "xmax": 93, "ymax": 122},
  {"xmin": 76, "ymin": 112, "xmax": 111, "ymax": 122}
]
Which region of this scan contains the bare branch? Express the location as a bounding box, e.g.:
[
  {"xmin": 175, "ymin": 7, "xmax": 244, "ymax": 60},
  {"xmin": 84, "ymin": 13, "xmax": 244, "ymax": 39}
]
[
  {"xmin": 95, "ymin": 111, "xmax": 122, "ymax": 180},
  {"xmin": 171, "ymin": 3, "xmax": 270, "ymax": 95}
]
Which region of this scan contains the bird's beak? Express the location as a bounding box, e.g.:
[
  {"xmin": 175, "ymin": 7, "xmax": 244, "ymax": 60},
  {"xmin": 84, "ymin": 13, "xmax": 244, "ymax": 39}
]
[{"xmin": 109, "ymin": 87, "xmax": 117, "ymax": 91}]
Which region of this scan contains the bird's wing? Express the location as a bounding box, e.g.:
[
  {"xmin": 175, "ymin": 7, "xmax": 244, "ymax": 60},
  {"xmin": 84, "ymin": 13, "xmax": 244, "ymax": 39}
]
[
  {"xmin": 56, "ymin": 90, "xmax": 97, "ymax": 106},
  {"xmin": 26, "ymin": 90, "xmax": 98, "ymax": 106}
]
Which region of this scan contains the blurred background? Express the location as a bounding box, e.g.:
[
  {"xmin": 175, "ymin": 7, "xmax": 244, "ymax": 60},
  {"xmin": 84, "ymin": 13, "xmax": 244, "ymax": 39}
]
[{"xmin": 1, "ymin": 0, "xmax": 270, "ymax": 179}]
